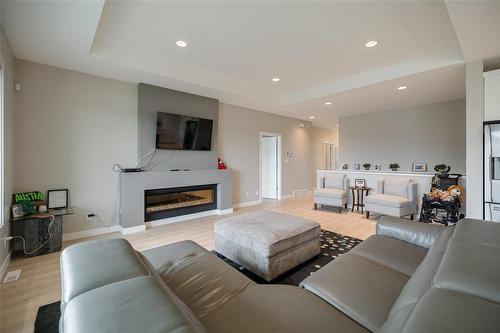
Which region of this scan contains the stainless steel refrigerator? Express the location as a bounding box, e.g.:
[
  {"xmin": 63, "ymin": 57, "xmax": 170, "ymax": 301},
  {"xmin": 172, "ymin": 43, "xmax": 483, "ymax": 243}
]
[{"xmin": 484, "ymin": 122, "xmax": 500, "ymax": 221}]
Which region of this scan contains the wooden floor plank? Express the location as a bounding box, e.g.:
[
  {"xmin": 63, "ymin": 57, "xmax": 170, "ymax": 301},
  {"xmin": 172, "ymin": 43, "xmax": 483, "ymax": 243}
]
[{"xmin": 0, "ymin": 195, "xmax": 376, "ymax": 333}]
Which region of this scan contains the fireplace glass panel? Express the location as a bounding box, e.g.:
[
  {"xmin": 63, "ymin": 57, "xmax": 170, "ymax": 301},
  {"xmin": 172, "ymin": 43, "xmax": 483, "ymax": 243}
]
[{"xmin": 145, "ymin": 184, "xmax": 217, "ymax": 222}]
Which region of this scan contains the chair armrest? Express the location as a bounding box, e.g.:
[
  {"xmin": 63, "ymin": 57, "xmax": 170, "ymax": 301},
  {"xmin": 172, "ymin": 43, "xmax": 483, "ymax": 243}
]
[
  {"xmin": 343, "ymin": 177, "xmax": 349, "ymax": 192},
  {"xmin": 376, "ymin": 216, "xmax": 446, "ymax": 249},
  {"xmin": 408, "ymin": 182, "xmax": 417, "ymax": 204},
  {"xmin": 377, "ymin": 180, "xmax": 384, "ymax": 194}
]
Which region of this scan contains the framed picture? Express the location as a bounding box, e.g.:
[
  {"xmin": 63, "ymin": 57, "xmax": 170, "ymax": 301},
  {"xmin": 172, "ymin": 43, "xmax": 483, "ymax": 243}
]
[
  {"xmin": 374, "ymin": 164, "xmax": 381, "ymax": 171},
  {"xmin": 412, "ymin": 163, "xmax": 427, "ymax": 172},
  {"xmin": 354, "ymin": 163, "xmax": 360, "ymax": 170},
  {"xmin": 47, "ymin": 189, "xmax": 68, "ymax": 209},
  {"xmin": 12, "ymin": 204, "xmax": 24, "ymax": 218},
  {"xmin": 355, "ymin": 179, "xmax": 366, "ymax": 188}
]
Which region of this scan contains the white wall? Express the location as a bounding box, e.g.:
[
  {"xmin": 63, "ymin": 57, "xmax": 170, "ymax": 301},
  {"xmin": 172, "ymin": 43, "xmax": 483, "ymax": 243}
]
[
  {"xmin": 219, "ymin": 103, "xmax": 314, "ymax": 204},
  {"xmin": 339, "ymin": 99, "xmax": 466, "ymax": 174},
  {"xmin": 13, "ymin": 60, "xmax": 333, "ymax": 234},
  {"xmin": 465, "ymin": 61, "xmax": 484, "ymax": 219},
  {"xmin": 0, "ymin": 28, "xmax": 15, "ymax": 273},
  {"xmin": 14, "ymin": 60, "xmax": 138, "ymax": 234}
]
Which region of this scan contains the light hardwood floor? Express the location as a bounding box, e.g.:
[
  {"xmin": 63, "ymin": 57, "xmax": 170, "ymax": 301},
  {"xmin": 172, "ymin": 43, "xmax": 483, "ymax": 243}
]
[{"xmin": 0, "ymin": 195, "xmax": 376, "ymax": 333}]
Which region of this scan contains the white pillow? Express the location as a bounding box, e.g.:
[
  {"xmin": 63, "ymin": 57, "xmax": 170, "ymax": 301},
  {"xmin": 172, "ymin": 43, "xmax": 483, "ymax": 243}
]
[
  {"xmin": 325, "ymin": 174, "xmax": 345, "ymax": 189},
  {"xmin": 384, "ymin": 179, "xmax": 409, "ymax": 197}
]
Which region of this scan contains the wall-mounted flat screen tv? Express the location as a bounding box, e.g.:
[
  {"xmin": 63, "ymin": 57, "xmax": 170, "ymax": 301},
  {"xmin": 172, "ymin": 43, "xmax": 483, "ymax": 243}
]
[{"xmin": 156, "ymin": 112, "xmax": 213, "ymax": 151}]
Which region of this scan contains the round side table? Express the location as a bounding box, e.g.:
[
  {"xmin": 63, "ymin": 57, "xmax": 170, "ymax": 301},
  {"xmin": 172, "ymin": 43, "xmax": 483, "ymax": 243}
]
[{"xmin": 350, "ymin": 186, "xmax": 371, "ymax": 214}]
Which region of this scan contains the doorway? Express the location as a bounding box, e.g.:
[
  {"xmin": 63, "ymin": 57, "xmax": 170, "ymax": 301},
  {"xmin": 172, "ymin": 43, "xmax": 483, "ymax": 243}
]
[
  {"xmin": 323, "ymin": 142, "xmax": 337, "ymax": 170},
  {"xmin": 260, "ymin": 132, "xmax": 281, "ymax": 200}
]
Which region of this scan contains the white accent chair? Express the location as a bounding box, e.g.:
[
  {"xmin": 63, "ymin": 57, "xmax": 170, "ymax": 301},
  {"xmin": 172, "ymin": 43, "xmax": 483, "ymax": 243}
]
[
  {"xmin": 365, "ymin": 178, "xmax": 418, "ymax": 220},
  {"xmin": 313, "ymin": 174, "xmax": 349, "ymax": 212}
]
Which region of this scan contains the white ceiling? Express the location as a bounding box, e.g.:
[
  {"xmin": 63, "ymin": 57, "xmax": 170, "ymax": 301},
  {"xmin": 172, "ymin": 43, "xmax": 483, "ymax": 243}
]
[{"xmin": 2, "ymin": 1, "xmax": 500, "ymax": 129}]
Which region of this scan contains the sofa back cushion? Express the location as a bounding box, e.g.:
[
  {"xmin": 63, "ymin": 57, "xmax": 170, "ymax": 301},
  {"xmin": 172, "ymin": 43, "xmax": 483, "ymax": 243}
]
[
  {"xmin": 383, "ymin": 179, "xmax": 409, "ymax": 197},
  {"xmin": 324, "ymin": 174, "xmax": 345, "ymax": 189},
  {"xmin": 433, "ymin": 219, "xmax": 500, "ymax": 304},
  {"xmin": 60, "ymin": 238, "xmax": 205, "ymax": 333}
]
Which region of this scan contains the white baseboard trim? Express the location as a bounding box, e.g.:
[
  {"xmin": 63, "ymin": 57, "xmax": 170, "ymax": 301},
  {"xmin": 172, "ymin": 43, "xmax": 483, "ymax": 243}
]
[
  {"xmin": 233, "ymin": 199, "xmax": 263, "ymax": 208},
  {"xmin": 217, "ymin": 208, "xmax": 234, "ymax": 215},
  {"xmin": 120, "ymin": 225, "xmax": 147, "ymax": 235},
  {"xmin": 0, "ymin": 251, "xmax": 11, "ymax": 282},
  {"xmin": 63, "ymin": 225, "xmax": 121, "ymax": 241}
]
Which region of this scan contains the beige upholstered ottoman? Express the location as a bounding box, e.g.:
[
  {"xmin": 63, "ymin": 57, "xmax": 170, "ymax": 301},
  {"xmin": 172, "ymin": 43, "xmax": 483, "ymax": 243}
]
[{"xmin": 214, "ymin": 210, "xmax": 321, "ymax": 281}]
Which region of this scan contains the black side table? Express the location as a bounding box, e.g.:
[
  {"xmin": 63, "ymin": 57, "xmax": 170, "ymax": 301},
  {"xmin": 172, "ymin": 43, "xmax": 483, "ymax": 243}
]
[
  {"xmin": 10, "ymin": 207, "xmax": 74, "ymax": 257},
  {"xmin": 350, "ymin": 187, "xmax": 371, "ymax": 214}
]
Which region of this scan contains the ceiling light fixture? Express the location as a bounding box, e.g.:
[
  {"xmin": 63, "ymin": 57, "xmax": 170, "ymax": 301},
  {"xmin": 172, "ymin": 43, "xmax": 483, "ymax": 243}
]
[
  {"xmin": 397, "ymin": 86, "xmax": 408, "ymax": 90},
  {"xmin": 325, "ymin": 102, "xmax": 332, "ymax": 105},
  {"xmin": 309, "ymin": 116, "xmax": 316, "ymax": 119},
  {"xmin": 365, "ymin": 40, "xmax": 378, "ymax": 48},
  {"xmin": 272, "ymin": 77, "xmax": 280, "ymax": 82},
  {"xmin": 175, "ymin": 40, "xmax": 188, "ymax": 48}
]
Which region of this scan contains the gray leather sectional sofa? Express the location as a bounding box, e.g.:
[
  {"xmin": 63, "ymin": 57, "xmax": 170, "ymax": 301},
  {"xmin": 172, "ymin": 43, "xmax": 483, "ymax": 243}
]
[{"xmin": 60, "ymin": 217, "xmax": 500, "ymax": 332}]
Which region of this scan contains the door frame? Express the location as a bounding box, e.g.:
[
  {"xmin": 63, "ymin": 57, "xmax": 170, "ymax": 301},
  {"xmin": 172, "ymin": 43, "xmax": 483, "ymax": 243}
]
[
  {"xmin": 323, "ymin": 141, "xmax": 337, "ymax": 170},
  {"xmin": 259, "ymin": 131, "xmax": 282, "ymax": 200}
]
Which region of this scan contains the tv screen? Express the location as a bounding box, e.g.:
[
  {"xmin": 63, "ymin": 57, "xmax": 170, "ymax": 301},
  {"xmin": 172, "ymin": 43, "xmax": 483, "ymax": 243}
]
[{"xmin": 156, "ymin": 112, "xmax": 213, "ymax": 151}]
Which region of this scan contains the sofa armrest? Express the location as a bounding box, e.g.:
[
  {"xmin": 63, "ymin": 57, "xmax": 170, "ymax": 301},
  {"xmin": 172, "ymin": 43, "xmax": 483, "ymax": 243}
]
[
  {"xmin": 376, "ymin": 216, "xmax": 446, "ymax": 249},
  {"xmin": 317, "ymin": 176, "xmax": 325, "ymax": 189}
]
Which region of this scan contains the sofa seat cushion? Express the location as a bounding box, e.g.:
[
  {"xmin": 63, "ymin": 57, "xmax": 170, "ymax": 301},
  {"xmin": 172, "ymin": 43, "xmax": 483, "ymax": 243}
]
[
  {"xmin": 142, "ymin": 240, "xmax": 255, "ymax": 318},
  {"xmin": 350, "ymin": 235, "xmax": 427, "ymax": 276},
  {"xmin": 365, "ymin": 194, "xmax": 411, "ymax": 208},
  {"xmin": 214, "ymin": 211, "xmax": 320, "ymax": 257},
  {"xmin": 314, "ymin": 187, "xmax": 347, "ymax": 199},
  {"xmin": 300, "ymin": 253, "xmax": 409, "ymax": 332},
  {"xmin": 202, "ymin": 285, "xmax": 368, "ymax": 333},
  {"xmin": 63, "ymin": 276, "xmax": 204, "ymax": 333},
  {"xmin": 401, "ymin": 288, "xmax": 500, "ymax": 333}
]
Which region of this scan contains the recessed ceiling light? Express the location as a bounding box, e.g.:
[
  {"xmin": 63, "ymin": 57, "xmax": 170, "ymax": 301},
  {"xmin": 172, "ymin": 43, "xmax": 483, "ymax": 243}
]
[
  {"xmin": 309, "ymin": 116, "xmax": 316, "ymax": 119},
  {"xmin": 272, "ymin": 77, "xmax": 280, "ymax": 82},
  {"xmin": 397, "ymin": 86, "xmax": 408, "ymax": 90},
  {"xmin": 325, "ymin": 102, "xmax": 332, "ymax": 105},
  {"xmin": 175, "ymin": 40, "xmax": 188, "ymax": 48},
  {"xmin": 365, "ymin": 40, "xmax": 378, "ymax": 48}
]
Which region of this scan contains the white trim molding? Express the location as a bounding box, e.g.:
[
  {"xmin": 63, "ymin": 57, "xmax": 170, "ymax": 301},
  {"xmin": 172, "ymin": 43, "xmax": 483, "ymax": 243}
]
[
  {"xmin": 233, "ymin": 199, "xmax": 263, "ymax": 209},
  {"xmin": 120, "ymin": 225, "xmax": 146, "ymax": 235},
  {"xmin": 0, "ymin": 251, "xmax": 11, "ymax": 281},
  {"xmin": 63, "ymin": 225, "xmax": 121, "ymax": 241},
  {"xmin": 217, "ymin": 208, "xmax": 234, "ymax": 215}
]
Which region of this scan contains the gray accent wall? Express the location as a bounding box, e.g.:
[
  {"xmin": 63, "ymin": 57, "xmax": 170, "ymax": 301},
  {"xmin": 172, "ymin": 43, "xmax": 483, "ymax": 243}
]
[
  {"xmin": 339, "ymin": 99, "xmax": 466, "ymax": 174},
  {"xmin": 138, "ymin": 83, "xmax": 218, "ymax": 171}
]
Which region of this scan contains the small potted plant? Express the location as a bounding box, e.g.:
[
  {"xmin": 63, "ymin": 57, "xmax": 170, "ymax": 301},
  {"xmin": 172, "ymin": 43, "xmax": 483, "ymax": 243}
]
[
  {"xmin": 389, "ymin": 163, "xmax": 400, "ymax": 171},
  {"xmin": 363, "ymin": 163, "xmax": 371, "ymax": 170}
]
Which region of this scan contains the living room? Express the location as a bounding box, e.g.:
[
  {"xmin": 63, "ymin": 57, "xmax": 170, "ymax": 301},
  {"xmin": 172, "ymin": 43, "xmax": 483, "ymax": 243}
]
[{"xmin": 1, "ymin": 1, "xmax": 500, "ymax": 333}]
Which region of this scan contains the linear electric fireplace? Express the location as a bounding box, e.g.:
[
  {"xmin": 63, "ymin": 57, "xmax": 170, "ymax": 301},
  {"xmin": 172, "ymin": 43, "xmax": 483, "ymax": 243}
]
[{"xmin": 144, "ymin": 184, "xmax": 218, "ymax": 222}]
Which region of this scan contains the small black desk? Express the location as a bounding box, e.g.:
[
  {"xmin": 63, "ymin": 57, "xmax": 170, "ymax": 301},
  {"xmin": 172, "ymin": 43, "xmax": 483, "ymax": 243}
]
[
  {"xmin": 11, "ymin": 207, "xmax": 74, "ymax": 257},
  {"xmin": 350, "ymin": 187, "xmax": 371, "ymax": 214}
]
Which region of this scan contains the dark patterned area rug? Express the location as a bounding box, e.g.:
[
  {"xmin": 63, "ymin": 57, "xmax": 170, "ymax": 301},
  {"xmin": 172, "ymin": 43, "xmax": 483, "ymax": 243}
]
[
  {"xmin": 214, "ymin": 229, "xmax": 362, "ymax": 285},
  {"xmin": 34, "ymin": 229, "xmax": 362, "ymax": 333}
]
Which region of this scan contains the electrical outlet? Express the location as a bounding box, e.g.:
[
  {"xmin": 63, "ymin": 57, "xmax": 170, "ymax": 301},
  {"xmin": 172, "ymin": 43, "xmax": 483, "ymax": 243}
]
[
  {"xmin": 86, "ymin": 213, "xmax": 95, "ymax": 222},
  {"xmin": 246, "ymin": 192, "xmax": 250, "ymax": 197},
  {"xmin": 255, "ymin": 190, "xmax": 259, "ymax": 196}
]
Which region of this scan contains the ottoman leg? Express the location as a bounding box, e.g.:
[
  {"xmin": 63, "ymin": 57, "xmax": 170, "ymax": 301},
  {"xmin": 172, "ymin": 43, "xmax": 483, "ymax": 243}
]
[
  {"xmin": 314, "ymin": 203, "xmax": 317, "ymax": 210},
  {"xmin": 366, "ymin": 211, "xmax": 370, "ymax": 219}
]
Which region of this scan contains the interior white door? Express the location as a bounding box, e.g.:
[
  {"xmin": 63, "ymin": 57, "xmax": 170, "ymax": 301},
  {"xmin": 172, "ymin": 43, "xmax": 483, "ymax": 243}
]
[{"xmin": 261, "ymin": 136, "xmax": 277, "ymax": 199}]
